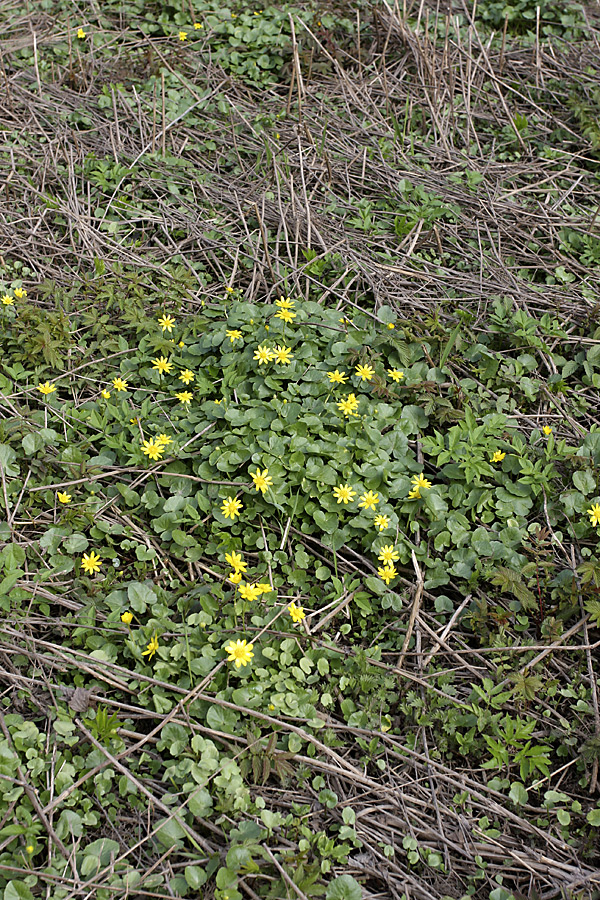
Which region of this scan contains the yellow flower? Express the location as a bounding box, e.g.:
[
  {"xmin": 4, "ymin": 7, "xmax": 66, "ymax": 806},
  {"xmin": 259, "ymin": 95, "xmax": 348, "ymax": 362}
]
[
  {"xmin": 100, "ymin": 388, "xmax": 111, "ymax": 399},
  {"xmin": 14, "ymin": 288, "xmax": 27, "ymax": 298},
  {"xmin": 1, "ymin": 294, "xmax": 14, "ymax": 305},
  {"xmin": 359, "ymin": 491, "xmax": 380, "ymax": 511},
  {"xmin": 333, "ymin": 484, "xmax": 356, "ymax": 505},
  {"xmin": 274, "ymin": 309, "xmax": 296, "ymax": 323},
  {"xmin": 225, "ymin": 551, "xmax": 247, "ymax": 573},
  {"xmin": 588, "ymin": 503, "xmax": 600, "ymax": 527},
  {"xmin": 490, "ymin": 450, "xmax": 506, "ymax": 463},
  {"xmin": 288, "ymin": 602, "xmax": 306, "ymax": 623},
  {"xmin": 37, "ymin": 382, "xmax": 56, "ymax": 395},
  {"xmin": 275, "ymin": 296, "xmax": 295, "ymax": 308},
  {"xmin": 251, "ymin": 468, "xmax": 273, "ymax": 494},
  {"xmin": 273, "ymin": 345, "xmax": 293, "ymax": 365},
  {"xmin": 129, "ymin": 417, "xmax": 138, "ymax": 425},
  {"xmin": 378, "ymin": 544, "xmax": 399, "ymax": 565},
  {"xmin": 220, "ymin": 496, "xmax": 243, "ymax": 520},
  {"xmin": 152, "ymin": 356, "xmax": 173, "ymax": 375},
  {"xmin": 121, "ymin": 611, "xmax": 133, "ymax": 625},
  {"xmin": 254, "ymin": 345, "xmax": 274, "ymax": 365},
  {"xmin": 57, "ymin": 492, "xmax": 72, "ymax": 504},
  {"xmin": 355, "ymin": 364, "xmax": 374, "ymax": 381},
  {"xmin": 81, "ymin": 551, "xmax": 102, "ymax": 575},
  {"xmin": 178, "ymin": 369, "xmax": 194, "ymax": 386},
  {"xmin": 377, "ymin": 564, "xmax": 398, "ymax": 584},
  {"xmin": 225, "ymin": 286, "xmax": 235, "ymax": 294},
  {"xmin": 178, "ymin": 31, "xmax": 187, "ymax": 40},
  {"xmin": 543, "ymin": 425, "xmax": 552, "ymax": 435},
  {"xmin": 411, "ymin": 473, "xmax": 432, "ymax": 491},
  {"xmin": 337, "ymin": 393, "xmax": 360, "ymax": 417},
  {"xmin": 77, "ymin": 27, "xmax": 86, "ymax": 38},
  {"xmin": 228, "ymin": 571, "xmax": 243, "ymax": 585},
  {"xmin": 256, "ymin": 583, "xmax": 273, "ymax": 594},
  {"xmin": 193, "ymin": 21, "xmax": 203, "ymax": 28},
  {"xmin": 224, "ymin": 639, "xmax": 254, "ymax": 668},
  {"xmin": 226, "ymin": 329, "xmax": 243, "ymax": 343},
  {"xmin": 175, "ymin": 391, "xmax": 193, "ymax": 405},
  {"xmin": 238, "ymin": 582, "xmax": 262, "ymax": 602},
  {"xmin": 112, "ymin": 377, "xmax": 128, "ymax": 392},
  {"xmin": 155, "ymin": 433, "xmax": 173, "ymax": 447},
  {"xmin": 25, "ymin": 845, "xmax": 34, "ymax": 855},
  {"xmin": 327, "ymin": 369, "xmax": 348, "ymax": 384},
  {"xmin": 141, "ymin": 439, "xmax": 164, "ymax": 461},
  {"xmin": 374, "ymin": 514, "xmax": 390, "ymax": 532},
  {"xmin": 178, "ymin": 340, "xmax": 185, "ymax": 347},
  {"xmin": 408, "ymin": 486, "xmax": 421, "ymax": 500},
  {"xmin": 158, "ymin": 314, "xmax": 176, "ymax": 332},
  {"xmin": 142, "ymin": 632, "xmax": 159, "ymax": 660},
  {"xmin": 387, "ymin": 368, "xmax": 404, "ymax": 382},
  {"xmin": 387, "ymin": 323, "xmax": 395, "ymax": 329}
]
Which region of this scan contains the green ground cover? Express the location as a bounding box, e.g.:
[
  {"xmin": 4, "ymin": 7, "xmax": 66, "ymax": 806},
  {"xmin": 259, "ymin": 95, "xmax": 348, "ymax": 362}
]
[{"xmin": 1, "ymin": 0, "xmax": 600, "ymax": 898}]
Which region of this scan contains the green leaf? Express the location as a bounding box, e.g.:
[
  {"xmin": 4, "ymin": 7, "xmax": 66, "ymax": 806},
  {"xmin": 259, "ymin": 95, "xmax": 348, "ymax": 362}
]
[
  {"xmin": 127, "ymin": 582, "xmax": 157, "ymax": 613},
  {"xmin": 326, "ymin": 874, "xmax": 362, "ymax": 900},
  {"xmin": 4, "ymin": 882, "xmax": 35, "ymax": 900},
  {"xmin": 587, "ymin": 808, "xmax": 600, "ymax": 826},
  {"xmin": 184, "ymin": 866, "xmax": 207, "ymax": 889},
  {"xmin": 573, "ymin": 469, "xmax": 596, "ymax": 495},
  {"xmin": 509, "ymin": 782, "xmax": 528, "ymax": 806},
  {"xmin": 22, "ymin": 433, "xmax": 44, "ymax": 456}
]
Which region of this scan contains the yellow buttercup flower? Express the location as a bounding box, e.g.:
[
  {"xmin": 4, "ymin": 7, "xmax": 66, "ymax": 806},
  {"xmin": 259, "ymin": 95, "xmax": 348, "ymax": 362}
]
[
  {"xmin": 387, "ymin": 368, "xmax": 404, "ymax": 382},
  {"xmin": 14, "ymin": 287, "xmax": 27, "ymax": 299},
  {"xmin": 254, "ymin": 345, "xmax": 274, "ymax": 365},
  {"xmin": 378, "ymin": 544, "xmax": 399, "ymax": 565},
  {"xmin": 178, "ymin": 31, "xmax": 187, "ymax": 40},
  {"xmin": 358, "ymin": 491, "xmax": 380, "ymax": 511},
  {"xmin": 151, "ymin": 356, "xmax": 173, "ymax": 375},
  {"xmin": 355, "ymin": 364, "xmax": 374, "ymax": 381},
  {"xmin": 238, "ymin": 582, "xmax": 262, "ymax": 602},
  {"xmin": 77, "ymin": 27, "xmax": 86, "ymax": 38},
  {"xmin": 141, "ymin": 439, "xmax": 164, "ymax": 461},
  {"xmin": 411, "ymin": 473, "xmax": 432, "ymax": 491},
  {"xmin": 155, "ymin": 433, "xmax": 173, "ymax": 447},
  {"xmin": 377, "ymin": 564, "xmax": 398, "ymax": 584},
  {"xmin": 587, "ymin": 503, "xmax": 600, "ymax": 527},
  {"xmin": 374, "ymin": 514, "xmax": 390, "ymax": 532},
  {"xmin": 158, "ymin": 314, "xmax": 176, "ymax": 332},
  {"xmin": 408, "ymin": 486, "xmax": 421, "ymax": 499},
  {"xmin": 121, "ymin": 611, "xmax": 133, "ymax": 625},
  {"xmin": 100, "ymin": 388, "xmax": 111, "ymax": 399},
  {"xmin": 224, "ymin": 639, "xmax": 254, "ymax": 668},
  {"xmin": 179, "ymin": 369, "xmax": 194, "ymax": 384},
  {"xmin": 273, "ymin": 345, "xmax": 293, "ymax": 365},
  {"xmin": 251, "ymin": 468, "xmax": 273, "ymax": 494},
  {"xmin": 275, "ymin": 296, "xmax": 295, "ymax": 308},
  {"xmin": 57, "ymin": 492, "xmax": 72, "ymax": 504},
  {"xmin": 274, "ymin": 309, "xmax": 296, "ymax": 323},
  {"xmin": 490, "ymin": 450, "xmax": 506, "ymax": 463},
  {"xmin": 1, "ymin": 294, "xmax": 14, "ymax": 305},
  {"xmin": 142, "ymin": 632, "xmax": 159, "ymax": 660},
  {"xmin": 81, "ymin": 551, "xmax": 102, "ymax": 575},
  {"xmin": 228, "ymin": 571, "xmax": 243, "ymax": 585},
  {"xmin": 387, "ymin": 323, "xmax": 395, "ymax": 329},
  {"xmin": 175, "ymin": 391, "xmax": 193, "ymax": 405},
  {"xmin": 37, "ymin": 382, "xmax": 56, "ymax": 395},
  {"xmin": 225, "ymin": 551, "xmax": 247, "ymax": 573},
  {"xmin": 288, "ymin": 602, "xmax": 306, "ymax": 623},
  {"xmin": 333, "ymin": 484, "xmax": 356, "ymax": 505},
  {"xmin": 337, "ymin": 393, "xmax": 360, "ymax": 417},
  {"xmin": 193, "ymin": 22, "xmax": 203, "ymax": 29},
  {"xmin": 226, "ymin": 329, "xmax": 243, "ymax": 343},
  {"xmin": 220, "ymin": 496, "xmax": 243, "ymax": 520},
  {"xmin": 256, "ymin": 583, "xmax": 273, "ymax": 594},
  {"xmin": 543, "ymin": 425, "xmax": 552, "ymax": 435},
  {"xmin": 327, "ymin": 369, "xmax": 348, "ymax": 384},
  {"xmin": 112, "ymin": 377, "xmax": 128, "ymax": 392}
]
